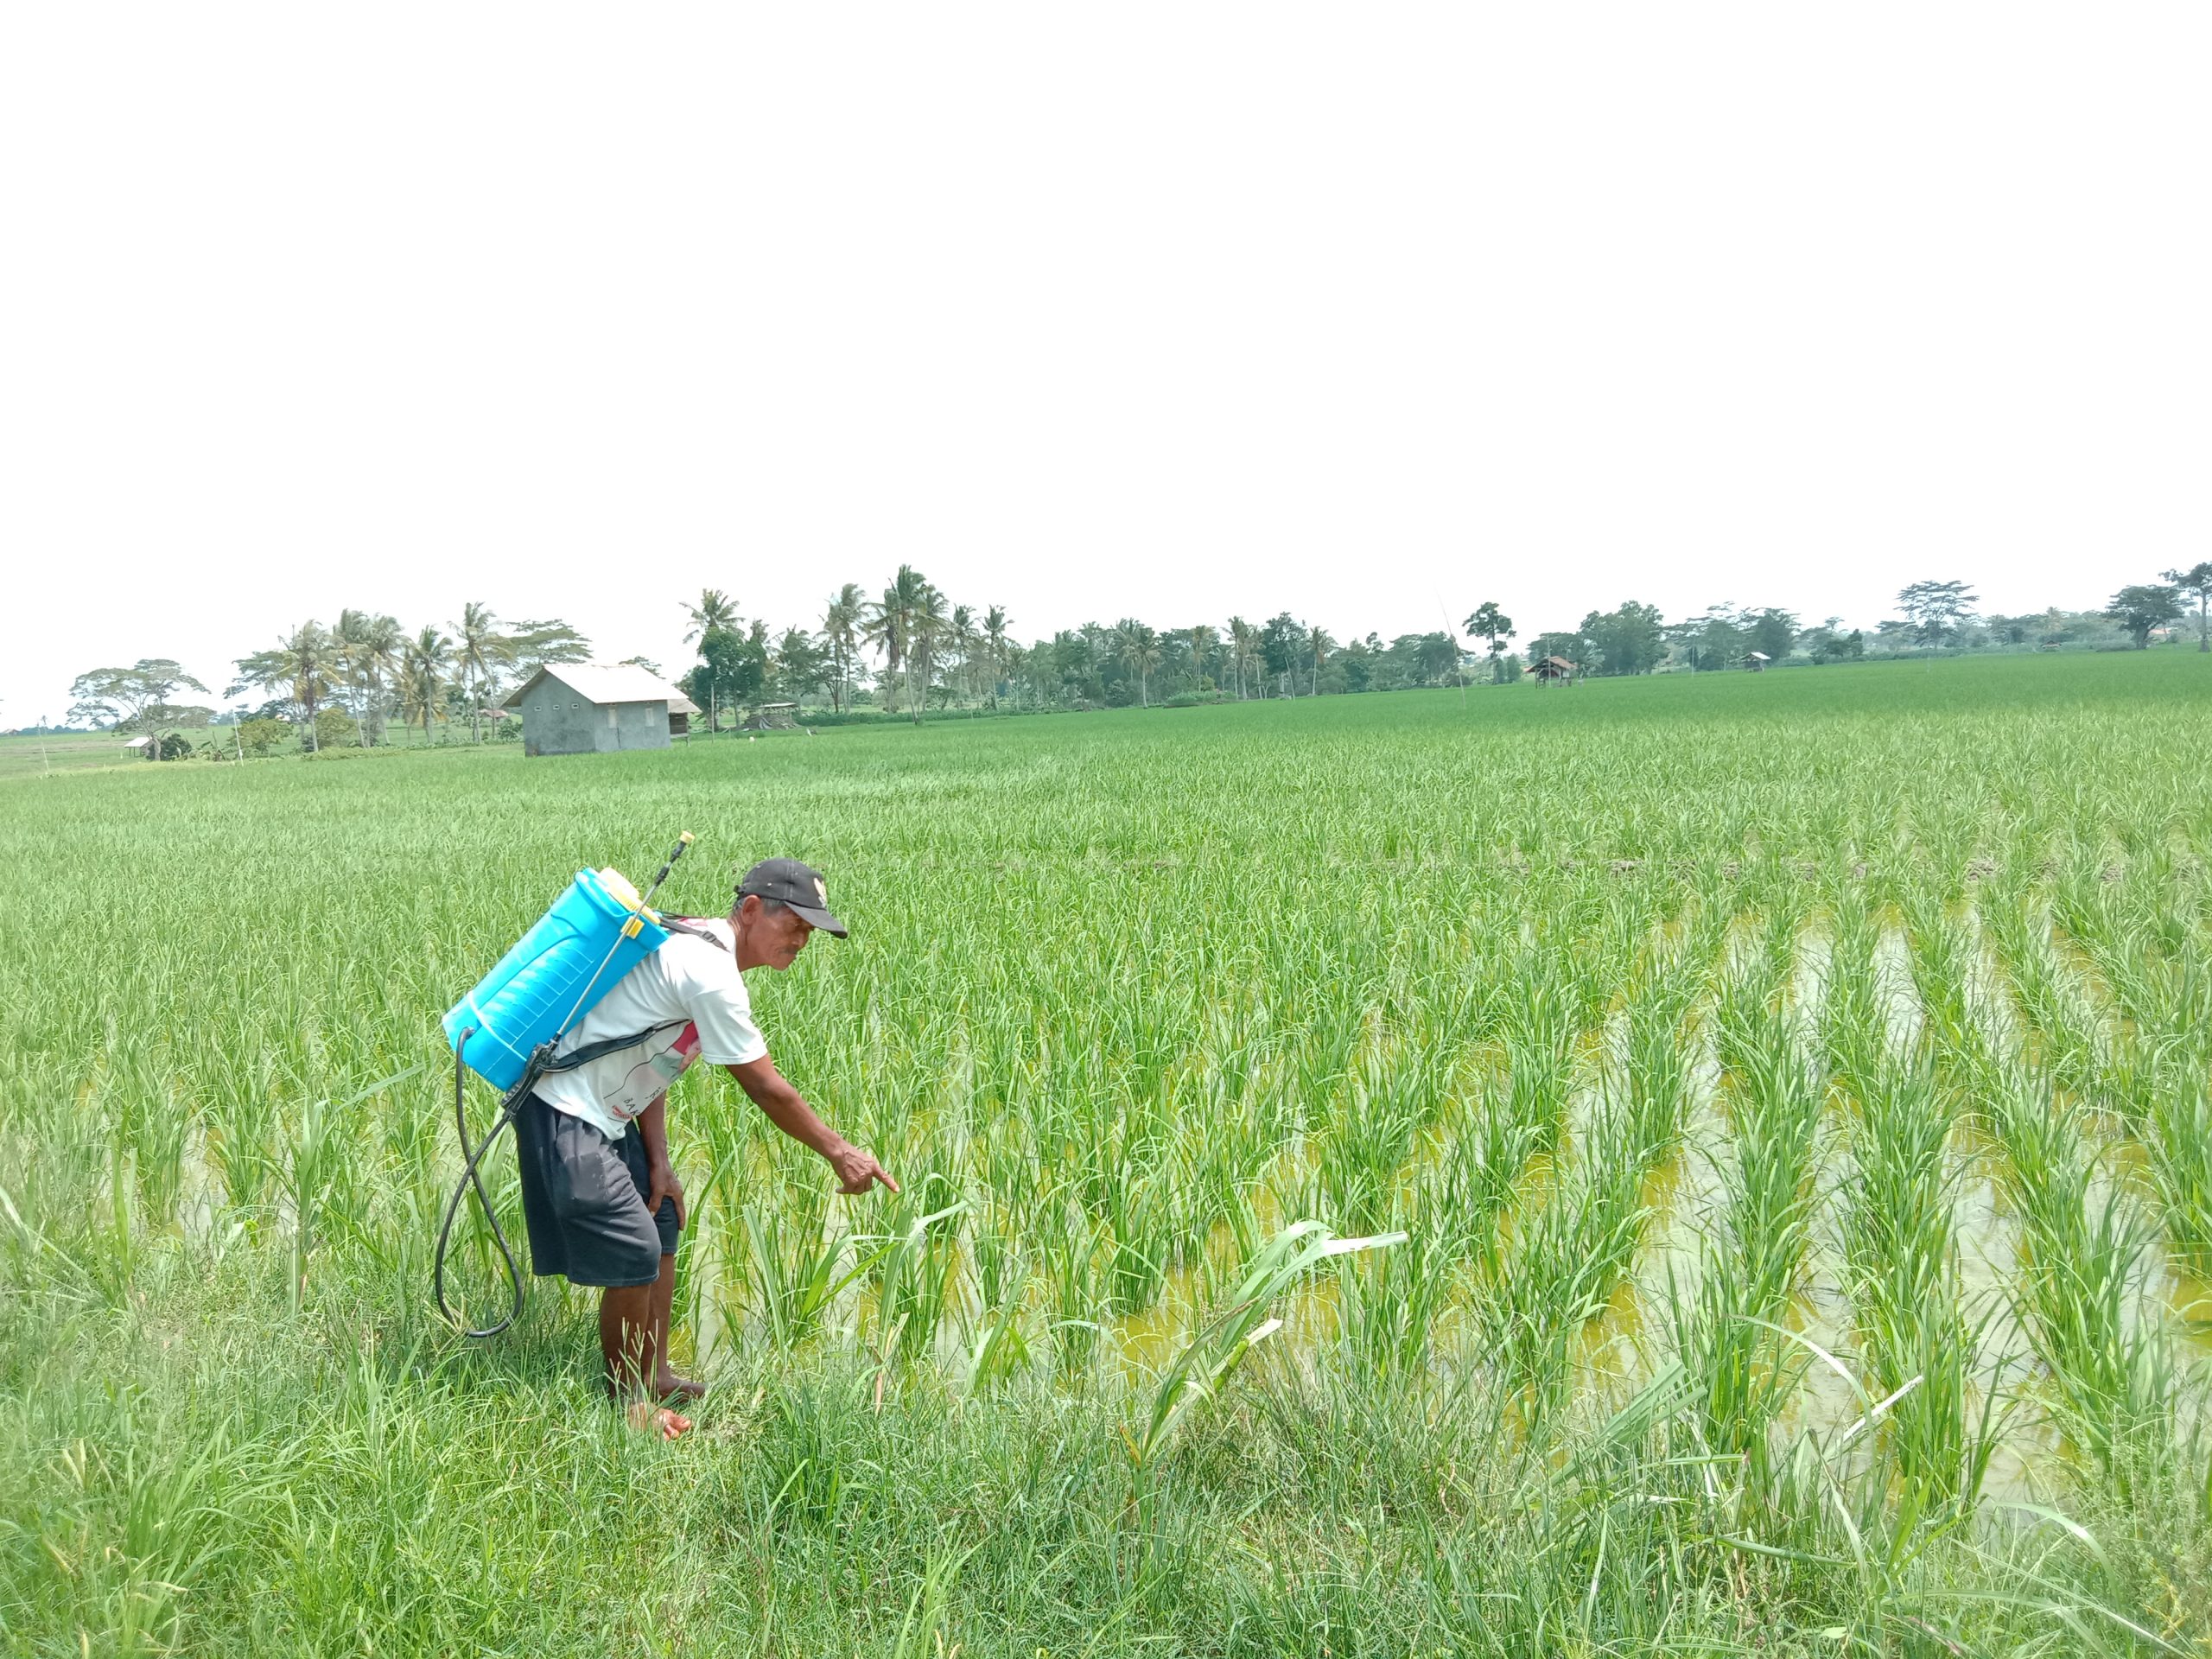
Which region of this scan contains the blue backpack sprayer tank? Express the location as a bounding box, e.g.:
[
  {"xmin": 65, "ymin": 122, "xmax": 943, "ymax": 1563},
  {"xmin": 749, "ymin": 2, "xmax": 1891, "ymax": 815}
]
[{"xmin": 434, "ymin": 832, "xmax": 698, "ymax": 1336}]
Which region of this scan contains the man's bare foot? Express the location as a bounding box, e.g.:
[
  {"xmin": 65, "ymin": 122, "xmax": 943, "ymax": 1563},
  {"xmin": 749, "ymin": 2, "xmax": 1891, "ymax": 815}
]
[
  {"xmin": 627, "ymin": 1401, "xmax": 693, "ymax": 1440},
  {"xmin": 653, "ymin": 1369, "xmax": 706, "ymax": 1402}
]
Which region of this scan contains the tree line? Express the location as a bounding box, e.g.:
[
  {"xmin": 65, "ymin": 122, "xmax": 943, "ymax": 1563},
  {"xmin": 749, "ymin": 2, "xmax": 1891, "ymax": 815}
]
[
  {"xmin": 59, "ymin": 559, "xmax": 2212, "ymax": 753},
  {"xmin": 67, "ymin": 608, "xmax": 596, "ymax": 753}
]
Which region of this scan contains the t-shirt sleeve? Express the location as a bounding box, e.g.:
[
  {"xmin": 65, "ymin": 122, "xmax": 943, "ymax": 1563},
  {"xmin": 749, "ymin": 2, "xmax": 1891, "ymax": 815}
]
[{"xmin": 674, "ymin": 950, "xmax": 769, "ymax": 1066}]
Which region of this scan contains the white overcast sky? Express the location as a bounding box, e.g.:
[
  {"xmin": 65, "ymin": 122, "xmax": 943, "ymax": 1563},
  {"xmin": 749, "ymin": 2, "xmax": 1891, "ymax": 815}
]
[{"xmin": 3, "ymin": 5, "xmax": 2206, "ymax": 721}]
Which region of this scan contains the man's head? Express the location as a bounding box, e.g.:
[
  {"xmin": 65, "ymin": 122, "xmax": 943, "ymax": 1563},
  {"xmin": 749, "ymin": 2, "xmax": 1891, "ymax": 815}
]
[{"xmin": 730, "ymin": 857, "xmax": 848, "ymax": 971}]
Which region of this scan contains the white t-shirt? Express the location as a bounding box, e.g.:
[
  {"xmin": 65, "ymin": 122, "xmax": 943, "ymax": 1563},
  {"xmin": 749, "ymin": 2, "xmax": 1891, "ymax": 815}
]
[{"xmin": 534, "ymin": 917, "xmax": 767, "ymax": 1140}]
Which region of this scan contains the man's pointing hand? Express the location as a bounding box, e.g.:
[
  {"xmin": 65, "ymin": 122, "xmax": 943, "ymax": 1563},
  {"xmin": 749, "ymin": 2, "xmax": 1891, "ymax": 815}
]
[{"xmin": 828, "ymin": 1142, "xmax": 899, "ymax": 1196}]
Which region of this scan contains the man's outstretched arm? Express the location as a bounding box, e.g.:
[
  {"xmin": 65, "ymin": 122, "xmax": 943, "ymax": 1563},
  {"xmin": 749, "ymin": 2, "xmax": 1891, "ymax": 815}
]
[{"xmin": 726, "ymin": 1056, "xmax": 899, "ymax": 1194}]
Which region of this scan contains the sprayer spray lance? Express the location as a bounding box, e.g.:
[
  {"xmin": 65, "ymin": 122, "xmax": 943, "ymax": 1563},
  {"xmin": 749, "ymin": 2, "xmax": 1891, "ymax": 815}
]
[
  {"xmin": 434, "ymin": 830, "xmax": 696, "ymax": 1338},
  {"xmin": 642, "ymin": 831, "xmax": 695, "ymax": 906}
]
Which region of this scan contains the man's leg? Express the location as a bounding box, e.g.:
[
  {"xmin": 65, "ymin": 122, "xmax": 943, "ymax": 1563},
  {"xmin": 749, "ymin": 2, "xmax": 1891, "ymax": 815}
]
[
  {"xmin": 600, "ymin": 1279, "xmax": 691, "ymax": 1438},
  {"xmin": 646, "ymin": 1251, "xmax": 705, "ymax": 1400}
]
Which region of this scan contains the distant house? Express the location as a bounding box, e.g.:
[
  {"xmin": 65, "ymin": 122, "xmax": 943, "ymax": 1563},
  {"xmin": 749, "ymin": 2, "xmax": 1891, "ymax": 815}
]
[
  {"xmin": 501, "ymin": 663, "xmax": 701, "ymax": 757},
  {"xmin": 1745, "ymin": 651, "xmax": 1771, "ymax": 672},
  {"xmin": 120, "ymin": 734, "xmax": 156, "ymax": 759},
  {"xmin": 1529, "ymin": 655, "xmax": 1577, "ymax": 687}
]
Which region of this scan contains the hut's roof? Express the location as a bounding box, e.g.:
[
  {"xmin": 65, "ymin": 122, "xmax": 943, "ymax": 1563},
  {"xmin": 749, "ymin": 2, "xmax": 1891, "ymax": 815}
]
[
  {"xmin": 1535, "ymin": 655, "xmax": 1576, "ymax": 670},
  {"xmin": 502, "ymin": 662, "xmax": 702, "ymax": 716},
  {"xmin": 1745, "ymin": 650, "xmax": 1772, "ymax": 662}
]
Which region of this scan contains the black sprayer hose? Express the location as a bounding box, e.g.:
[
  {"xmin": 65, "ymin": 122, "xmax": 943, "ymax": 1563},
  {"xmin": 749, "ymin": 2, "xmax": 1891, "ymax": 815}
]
[{"xmin": 434, "ymin": 1028, "xmax": 529, "ymax": 1338}]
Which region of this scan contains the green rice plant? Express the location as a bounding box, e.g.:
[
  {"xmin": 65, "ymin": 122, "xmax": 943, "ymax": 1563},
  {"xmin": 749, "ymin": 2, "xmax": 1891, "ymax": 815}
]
[
  {"xmin": 739, "ymin": 1182, "xmax": 868, "ymax": 1351},
  {"xmin": 1676, "ymin": 995, "xmax": 1824, "ymax": 1482},
  {"xmin": 6, "ymin": 656, "xmax": 2212, "ymax": 1652},
  {"xmin": 867, "ymin": 1183, "xmax": 969, "ymax": 1370},
  {"xmin": 1913, "ymin": 906, "xmax": 2175, "ymax": 1492}
]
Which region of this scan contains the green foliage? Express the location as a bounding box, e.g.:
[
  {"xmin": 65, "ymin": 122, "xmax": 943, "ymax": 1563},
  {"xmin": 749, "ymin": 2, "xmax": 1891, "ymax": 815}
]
[
  {"xmin": 2107, "ymin": 582, "xmax": 2184, "ymax": 647},
  {"xmin": 312, "ymin": 706, "xmax": 360, "ymax": 749},
  {"xmin": 233, "ymin": 716, "xmax": 288, "ymax": 755},
  {"xmin": 67, "ymin": 658, "xmax": 209, "ymax": 730},
  {"xmin": 1577, "ymin": 599, "xmax": 1667, "ymax": 674}
]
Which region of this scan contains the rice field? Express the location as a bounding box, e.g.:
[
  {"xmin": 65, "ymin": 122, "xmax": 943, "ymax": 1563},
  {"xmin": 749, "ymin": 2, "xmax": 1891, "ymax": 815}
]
[{"xmin": 3, "ymin": 651, "xmax": 2210, "ymax": 1656}]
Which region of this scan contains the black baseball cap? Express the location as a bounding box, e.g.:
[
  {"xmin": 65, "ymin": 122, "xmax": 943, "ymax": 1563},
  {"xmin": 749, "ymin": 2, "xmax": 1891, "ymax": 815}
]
[{"xmin": 737, "ymin": 857, "xmax": 849, "ymax": 938}]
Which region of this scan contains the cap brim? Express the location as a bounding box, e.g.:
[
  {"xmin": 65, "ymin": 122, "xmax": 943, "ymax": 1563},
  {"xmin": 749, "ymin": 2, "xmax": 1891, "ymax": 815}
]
[{"xmin": 788, "ymin": 903, "xmax": 848, "ymax": 938}]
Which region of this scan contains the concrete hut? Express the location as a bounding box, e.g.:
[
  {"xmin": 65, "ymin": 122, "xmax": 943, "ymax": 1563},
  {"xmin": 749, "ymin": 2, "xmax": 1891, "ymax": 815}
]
[{"xmin": 502, "ymin": 663, "xmax": 700, "ymax": 757}]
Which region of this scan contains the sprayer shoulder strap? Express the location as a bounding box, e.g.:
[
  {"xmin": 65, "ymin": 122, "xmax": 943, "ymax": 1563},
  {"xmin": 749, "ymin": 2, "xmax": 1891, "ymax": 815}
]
[
  {"xmin": 537, "ymin": 1019, "xmax": 690, "ymax": 1075},
  {"xmin": 534, "ymin": 918, "xmax": 728, "ymax": 1077}
]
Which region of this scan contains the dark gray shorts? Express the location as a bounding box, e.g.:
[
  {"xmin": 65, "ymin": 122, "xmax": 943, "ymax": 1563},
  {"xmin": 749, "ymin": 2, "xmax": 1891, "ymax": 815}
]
[{"xmin": 514, "ymin": 1094, "xmax": 679, "ymax": 1288}]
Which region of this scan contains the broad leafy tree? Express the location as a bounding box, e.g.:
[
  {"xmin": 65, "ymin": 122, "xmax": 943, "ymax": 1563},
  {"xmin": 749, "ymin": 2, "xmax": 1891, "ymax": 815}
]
[
  {"xmin": 1897, "ymin": 580, "xmax": 1978, "ymax": 646},
  {"xmin": 1464, "ymin": 602, "xmax": 1514, "ymax": 660},
  {"xmin": 1745, "ymin": 607, "xmax": 1798, "ymax": 663},
  {"xmin": 2161, "ymin": 563, "xmax": 2212, "ymax": 652},
  {"xmin": 506, "ymin": 620, "xmax": 592, "ymax": 677},
  {"xmin": 67, "ymin": 659, "xmax": 208, "ymax": 735},
  {"xmin": 1579, "ymin": 602, "xmax": 1666, "ymax": 675},
  {"xmin": 2104, "ymin": 582, "xmax": 2183, "ymax": 648}
]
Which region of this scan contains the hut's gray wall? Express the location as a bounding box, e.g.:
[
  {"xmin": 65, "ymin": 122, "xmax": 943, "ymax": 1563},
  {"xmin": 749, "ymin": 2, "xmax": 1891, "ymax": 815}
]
[{"xmin": 518, "ymin": 683, "xmax": 672, "ymax": 756}]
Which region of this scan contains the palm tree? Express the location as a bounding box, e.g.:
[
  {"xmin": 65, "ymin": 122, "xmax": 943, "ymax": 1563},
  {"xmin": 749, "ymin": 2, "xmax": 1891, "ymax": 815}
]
[
  {"xmin": 1186, "ymin": 625, "xmax": 1218, "ymax": 695},
  {"xmin": 1306, "ymin": 625, "xmax": 1335, "ymax": 696},
  {"xmin": 1227, "ymin": 617, "xmax": 1255, "ymax": 701},
  {"xmin": 862, "ymin": 565, "xmax": 931, "ymax": 721},
  {"xmin": 910, "ymin": 582, "xmax": 949, "ymax": 721},
  {"xmin": 683, "ymin": 588, "xmax": 741, "ymax": 644},
  {"xmin": 336, "ymin": 610, "xmax": 404, "ymax": 745},
  {"xmin": 400, "ymin": 626, "xmax": 451, "ymax": 743},
  {"xmin": 230, "ymin": 620, "xmax": 337, "ymax": 749},
  {"xmin": 449, "ymin": 601, "xmax": 511, "ymax": 742},
  {"xmin": 948, "ymin": 604, "xmax": 975, "ymax": 704},
  {"xmin": 861, "ymin": 585, "xmax": 907, "ymax": 715},
  {"xmin": 820, "ymin": 583, "xmax": 864, "ymax": 713},
  {"xmin": 1113, "ymin": 620, "xmax": 1163, "ymax": 707},
  {"xmin": 983, "ymin": 606, "xmax": 1011, "ymax": 709}
]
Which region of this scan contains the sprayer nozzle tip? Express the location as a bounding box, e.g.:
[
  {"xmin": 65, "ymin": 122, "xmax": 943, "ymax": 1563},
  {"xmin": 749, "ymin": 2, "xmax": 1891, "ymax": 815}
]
[{"xmin": 679, "ymin": 831, "xmax": 695, "ymax": 843}]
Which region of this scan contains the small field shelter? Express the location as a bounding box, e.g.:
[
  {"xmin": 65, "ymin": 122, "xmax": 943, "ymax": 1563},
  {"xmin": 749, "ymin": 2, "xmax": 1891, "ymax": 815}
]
[{"xmin": 502, "ymin": 663, "xmax": 700, "ymax": 757}]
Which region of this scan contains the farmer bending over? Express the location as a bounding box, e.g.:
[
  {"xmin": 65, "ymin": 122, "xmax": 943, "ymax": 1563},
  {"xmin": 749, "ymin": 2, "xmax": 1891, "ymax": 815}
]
[{"xmin": 514, "ymin": 857, "xmax": 898, "ymax": 1438}]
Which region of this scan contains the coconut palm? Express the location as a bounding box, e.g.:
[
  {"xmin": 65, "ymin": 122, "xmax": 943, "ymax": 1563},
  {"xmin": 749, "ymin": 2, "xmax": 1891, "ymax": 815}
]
[
  {"xmin": 448, "ymin": 601, "xmax": 511, "ymax": 742},
  {"xmin": 1227, "ymin": 617, "xmax": 1256, "ymax": 702},
  {"xmin": 1306, "ymin": 625, "xmax": 1335, "ymax": 696},
  {"xmin": 336, "ymin": 610, "xmax": 404, "ymax": 746},
  {"xmin": 399, "ymin": 627, "xmax": 451, "ymax": 742},
  {"xmin": 230, "ymin": 620, "xmax": 337, "ymax": 749},
  {"xmin": 1114, "ymin": 620, "xmax": 1163, "ymax": 708},
  {"xmin": 1185, "ymin": 625, "xmax": 1217, "ymax": 689},
  {"xmin": 911, "ymin": 582, "xmax": 950, "ymax": 721},
  {"xmin": 683, "ymin": 588, "xmax": 741, "ymax": 645},
  {"xmin": 863, "ymin": 565, "xmax": 931, "ymax": 720},
  {"xmin": 861, "ymin": 587, "xmax": 907, "ymax": 715},
  {"xmin": 820, "ymin": 583, "xmax": 864, "ymax": 713},
  {"xmin": 983, "ymin": 605, "xmax": 1011, "ymax": 709}
]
